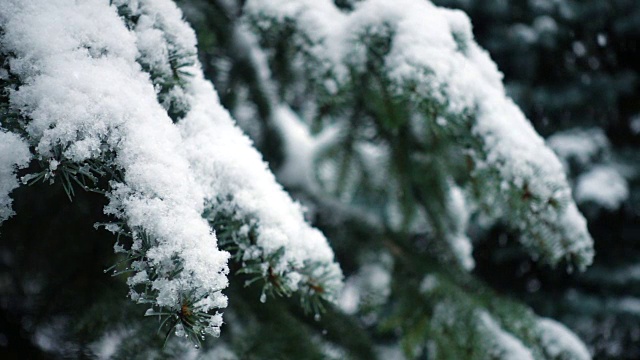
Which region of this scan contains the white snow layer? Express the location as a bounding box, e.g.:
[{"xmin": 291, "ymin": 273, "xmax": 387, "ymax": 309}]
[
  {"xmin": 245, "ymin": 0, "xmax": 594, "ymax": 269},
  {"xmin": 547, "ymin": 128, "xmax": 610, "ymax": 169},
  {"xmin": 477, "ymin": 311, "xmax": 535, "ymax": 360},
  {"xmin": 1, "ymin": 0, "xmax": 229, "ymax": 328},
  {"xmin": 180, "ymin": 75, "xmax": 341, "ymax": 286},
  {"xmin": 0, "ymin": 131, "xmax": 30, "ymax": 224},
  {"xmin": 2, "ymin": 0, "xmax": 343, "ymax": 328},
  {"xmin": 537, "ymin": 318, "xmax": 591, "ymax": 360},
  {"xmin": 575, "ymin": 165, "xmax": 628, "ymax": 210},
  {"xmin": 446, "ymin": 185, "xmax": 475, "ymax": 270},
  {"xmin": 122, "ymin": 0, "xmax": 342, "ymax": 294}
]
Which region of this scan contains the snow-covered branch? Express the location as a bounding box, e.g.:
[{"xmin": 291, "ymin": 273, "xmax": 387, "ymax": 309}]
[{"xmin": 245, "ymin": 0, "xmax": 594, "ymax": 270}]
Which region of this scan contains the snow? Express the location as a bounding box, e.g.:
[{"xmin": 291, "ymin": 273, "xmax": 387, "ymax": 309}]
[
  {"xmin": 537, "ymin": 318, "xmax": 591, "ymax": 360},
  {"xmin": 419, "ymin": 274, "xmax": 439, "ymax": 293},
  {"xmin": 244, "ymin": 0, "xmax": 347, "ymax": 82},
  {"xmin": 245, "ymin": 0, "xmax": 594, "ymax": 269},
  {"xmin": 533, "ymin": 16, "xmax": 559, "ymax": 36},
  {"xmin": 337, "ymin": 262, "xmax": 391, "ymax": 314},
  {"xmin": 0, "ymin": 131, "xmax": 30, "ymax": 224},
  {"xmin": 179, "ymin": 73, "xmax": 341, "ymax": 292},
  {"xmin": 630, "ymin": 114, "xmax": 640, "ymax": 134},
  {"xmin": 547, "ymin": 128, "xmax": 610, "ymax": 169},
  {"xmin": 1, "ymin": 0, "xmax": 343, "ymax": 335},
  {"xmin": 585, "ymin": 263, "xmax": 640, "ymax": 285},
  {"xmin": 338, "ymin": 277, "xmax": 360, "ymax": 314},
  {"xmin": 91, "ymin": 329, "xmax": 131, "ymax": 360},
  {"xmin": 273, "ymin": 106, "xmax": 318, "ymax": 189},
  {"xmin": 572, "ymin": 41, "xmax": 587, "ymax": 57},
  {"xmin": 575, "ymin": 165, "xmax": 628, "ymax": 210},
  {"xmin": 124, "ymin": 0, "xmax": 342, "ymax": 297},
  {"xmin": 446, "ymin": 185, "xmax": 474, "ymax": 270},
  {"xmin": 477, "ymin": 311, "xmax": 535, "ymax": 360},
  {"xmin": 1, "ymin": 0, "xmax": 229, "ymax": 330}
]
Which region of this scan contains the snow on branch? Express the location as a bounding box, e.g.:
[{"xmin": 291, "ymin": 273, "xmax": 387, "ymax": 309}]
[
  {"xmin": 0, "ymin": 0, "xmax": 343, "ymax": 344},
  {"xmin": 477, "ymin": 311, "xmax": 535, "ymax": 360},
  {"xmin": 115, "ymin": 0, "xmax": 343, "ymax": 307},
  {"xmin": 536, "ymin": 318, "xmax": 591, "ymax": 360},
  {"xmin": 1, "ymin": 0, "xmax": 229, "ymax": 339},
  {"xmin": 0, "ymin": 130, "xmax": 30, "ymax": 224},
  {"xmin": 244, "ymin": 0, "xmax": 594, "ymax": 270}
]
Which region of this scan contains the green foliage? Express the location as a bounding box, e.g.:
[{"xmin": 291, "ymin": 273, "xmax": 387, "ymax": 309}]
[{"xmin": 204, "ymin": 200, "xmax": 341, "ymax": 314}]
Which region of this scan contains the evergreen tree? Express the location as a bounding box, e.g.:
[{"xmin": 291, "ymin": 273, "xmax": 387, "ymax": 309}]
[
  {"xmin": 0, "ymin": 0, "xmax": 608, "ymax": 359},
  {"xmin": 428, "ymin": 1, "xmax": 640, "ymax": 358}
]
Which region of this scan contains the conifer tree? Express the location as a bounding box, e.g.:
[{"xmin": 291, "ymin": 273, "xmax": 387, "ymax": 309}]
[
  {"xmin": 429, "ymin": 1, "xmax": 640, "ymax": 358},
  {"xmin": 0, "ymin": 0, "xmax": 601, "ymax": 358}
]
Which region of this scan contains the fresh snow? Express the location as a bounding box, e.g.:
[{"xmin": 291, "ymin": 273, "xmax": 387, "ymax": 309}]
[
  {"xmin": 575, "ymin": 165, "xmax": 628, "ymax": 210},
  {"xmin": 0, "ymin": 131, "xmax": 30, "ymax": 223},
  {"xmin": 1, "ymin": 0, "xmax": 229, "ymax": 331},
  {"xmin": 245, "ymin": 0, "xmax": 594, "ymax": 269}
]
